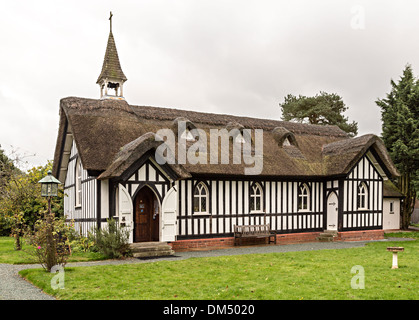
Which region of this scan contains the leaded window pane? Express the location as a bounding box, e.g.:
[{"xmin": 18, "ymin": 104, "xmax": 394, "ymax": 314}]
[
  {"xmin": 201, "ymin": 197, "xmax": 207, "ymax": 212},
  {"xmin": 194, "ymin": 197, "xmax": 200, "ymax": 212}
]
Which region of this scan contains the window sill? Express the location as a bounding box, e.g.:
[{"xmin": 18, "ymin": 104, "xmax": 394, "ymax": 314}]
[
  {"xmin": 193, "ymin": 212, "xmax": 211, "ymax": 216},
  {"xmin": 357, "ymin": 208, "xmax": 369, "ymax": 211},
  {"xmin": 250, "ymin": 212, "xmax": 265, "ymax": 216},
  {"xmin": 298, "ymin": 209, "xmax": 311, "ymax": 213}
]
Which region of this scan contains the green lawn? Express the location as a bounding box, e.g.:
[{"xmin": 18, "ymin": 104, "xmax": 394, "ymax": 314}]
[
  {"xmin": 385, "ymin": 231, "xmax": 419, "ymax": 239},
  {"xmin": 19, "ymin": 238, "xmax": 419, "ymax": 300},
  {"xmin": 0, "ymin": 236, "xmax": 106, "ymax": 264}
]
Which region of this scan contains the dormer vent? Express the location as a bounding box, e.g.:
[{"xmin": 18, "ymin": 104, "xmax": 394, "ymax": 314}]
[{"xmin": 272, "ymin": 127, "xmax": 298, "ymax": 148}]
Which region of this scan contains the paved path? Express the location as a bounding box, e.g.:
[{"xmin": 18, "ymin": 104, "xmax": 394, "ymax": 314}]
[{"xmin": 0, "ymin": 238, "xmax": 413, "ymax": 300}]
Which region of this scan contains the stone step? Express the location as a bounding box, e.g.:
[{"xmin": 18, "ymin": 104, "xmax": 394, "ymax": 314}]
[
  {"xmin": 131, "ymin": 244, "xmax": 172, "ymax": 252},
  {"xmin": 129, "ymin": 242, "xmax": 175, "ymax": 258},
  {"xmin": 133, "ymin": 250, "xmax": 175, "ymax": 258},
  {"xmin": 131, "ymin": 246, "xmax": 171, "ymax": 253},
  {"xmin": 318, "ymin": 233, "xmax": 335, "ymax": 238},
  {"xmin": 323, "ymin": 230, "xmax": 338, "ymax": 235},
  {"xmin": 316, "ymin": 231, "xmax": 338, "ymax": 242},
  {"xmin": 316, "ymin": 236, "xmax": 335, "ymax": 242},
  {"xmin": 130, "ymin": 241, "xmax": 170, "ymax": 248}
]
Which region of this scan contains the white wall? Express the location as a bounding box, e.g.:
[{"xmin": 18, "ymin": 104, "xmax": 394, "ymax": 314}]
[
  {"xmin": 63, "ymin": 141, "xmax": 97, "ymax": 237},
  {"xmin": 383, "ymin": 198, "xmax": 400, "ymax": 230}
]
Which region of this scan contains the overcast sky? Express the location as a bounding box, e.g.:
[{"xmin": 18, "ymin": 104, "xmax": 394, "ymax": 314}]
[{"xmin": 1, "ymin": 0, "xmax": 418, "ymax": 170}]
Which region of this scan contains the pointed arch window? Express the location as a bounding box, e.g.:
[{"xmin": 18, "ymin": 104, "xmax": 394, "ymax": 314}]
[
  {"xmin": 357, "ymin": 182, "xmax": 369, "ymax": 210},
  {"xmin": 249, "ymin": 182, "xmax": 263, "ymax": 213},
  {"xmin": 298, "ymin": 183, "xmax": 310, "ymax": 211},
  {"xmin": 193, "ymin": 182, "xmax": 209, "ymax": 214},
  {"xmin": 75, "ymin": 157, "xmax": 82, "ymax": 207}
]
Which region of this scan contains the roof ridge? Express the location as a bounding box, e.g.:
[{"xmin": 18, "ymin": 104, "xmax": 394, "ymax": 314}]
[
  {"xmin": 128, "ymin": 104, "xmax": 349, "ymax": 137},
  {"xmin": 59, "ymin": 96, "xmax": 349, "ymax": 137},
  {"xmin": 322, "ymin": 134, "xmax": 376, "ymax": 155}
]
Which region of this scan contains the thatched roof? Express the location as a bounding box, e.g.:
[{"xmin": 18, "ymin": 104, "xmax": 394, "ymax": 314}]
[
  {"xmin": 383, "ymin": 180, "xmax": 404, "ymax": 198},
  {"xmin": 322, "ymin": 134, "xmax": 399, "ymax": 177},
  {"xmin": 52, "ymin": 97, "xmax": 399, "ymax": 182},
  {"xmin": 97, "ymin": 132, "xmax": 191, "ymax": 180}
]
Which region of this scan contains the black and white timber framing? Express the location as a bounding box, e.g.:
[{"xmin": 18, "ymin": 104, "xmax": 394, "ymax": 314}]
[
  {"xmin": 63, "ymin": 142, "xmax": 97, "ymax": 235},
  {"xmin": 63, "ymin": 140, "xmax": 386, "ymax": 240},
  {"xmin": 175, "ymin": 179, "xmax": 324, "ymax": 239},
  {"xmin": 341, "ymin": 151, "xmax": 384, "ymax": 231}
]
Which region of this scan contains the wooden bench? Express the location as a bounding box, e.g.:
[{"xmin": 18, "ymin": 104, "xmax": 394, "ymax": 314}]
[{"xmin": 234, "ymin": 224, "xmax": 276, "ymax": 246}]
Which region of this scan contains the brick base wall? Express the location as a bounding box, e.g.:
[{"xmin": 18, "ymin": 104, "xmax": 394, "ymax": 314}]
[
  {"xmin": 168, "ymin": 237, "xmax": 235, "ymax": 251},
  {"xmin": 336, "ymin": 230, "xmax": 384, "ymax": 241},
  {"xmin": 168, "ymin": 229, "xmax": 385, "ymax": 251},
  {"xmin": 275, "ymin": 232, "xmax": 321, "ymax": 245}
]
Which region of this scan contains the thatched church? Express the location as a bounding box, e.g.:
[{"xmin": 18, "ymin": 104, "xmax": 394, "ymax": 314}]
[{"xmin": 52, "ymin": 16, "xmax": 403, "ymax": 250}]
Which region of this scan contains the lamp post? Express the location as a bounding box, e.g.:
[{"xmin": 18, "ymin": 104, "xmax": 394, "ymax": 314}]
[{"xmin": 38, "ymin": 170, "xmax": 61, "ymax": 271}]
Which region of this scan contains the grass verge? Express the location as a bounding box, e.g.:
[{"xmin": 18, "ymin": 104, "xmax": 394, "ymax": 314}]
[
  {"xmin": 19, "ymin": 239, "xmax": 418, "ymax": 300},
  {"xmin": 0, "ymin": 236, "xmax": 106, "ymax": 264}
]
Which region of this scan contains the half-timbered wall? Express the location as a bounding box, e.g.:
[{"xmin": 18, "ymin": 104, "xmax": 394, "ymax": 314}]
[
  {"xmin": 118, "ymin": 158, "xmax": 172, "ymax": 207},
  {"xmin": 342, "ymin": 153, "xmax": 383, "ymax": 230},
  {"xmin": 176, "ymin": 179, "xmax": 324, "ymax": 239},
  {"xmin": 63, "ymin": 143, "xmax": 387, "ymax": 241},
  {"xmin": 63, "ymin": 141, "xmax": 98, "ymax": 236}
]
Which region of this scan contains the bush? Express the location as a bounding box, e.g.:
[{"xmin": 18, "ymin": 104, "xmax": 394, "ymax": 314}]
[
  {"xmin": 69, "ymin": 236, "xmax": 95, "ymax": 253},
  {"xmin": 89, "ymin": 218, "xmax": 131, "ymax": 259},
  {"xmin": 0, "ymin": 214, "xmax": 11, "ymax": 236},
  {"xmin": 65, "ymin": 221, "xmax": 96, "ymax": 253},
  {"xmin": 25, "ymin": 212, "xmax": 73, "ymax": 271}
]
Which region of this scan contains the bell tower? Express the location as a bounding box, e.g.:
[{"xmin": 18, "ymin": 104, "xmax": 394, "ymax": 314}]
[{"xmin": 97, "ymin": 12, "xmax": 127, "ymax": 100}]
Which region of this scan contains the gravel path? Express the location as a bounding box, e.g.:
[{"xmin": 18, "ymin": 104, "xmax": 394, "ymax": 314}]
[
  {"xmin": 0, "ymin": 238, "xmax": 413, "ymax": 300},
  {"xmin": 0, "ymin": 263, "xmax": 55, "ymax": 300}
]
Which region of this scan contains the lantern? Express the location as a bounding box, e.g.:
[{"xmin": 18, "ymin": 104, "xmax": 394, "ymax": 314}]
[{"xmin": 38, "ymin": 170, "xmax": 61, "ymax": 197}]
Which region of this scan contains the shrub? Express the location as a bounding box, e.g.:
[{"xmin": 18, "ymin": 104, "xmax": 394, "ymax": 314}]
[
  {"xmin": 65, "ymin": 221, "xmax": 95, "ymax": 253},
  {"xmin": 25, "ymin": 212, "xmax": 73, "ymax": 272},
  {"xmin": 89, "ymin": 218, "xmax": 131, "ymax": 259},
  {"xmin": 69, "ymin": 236, "xmax": 95, "ymax": 253}
]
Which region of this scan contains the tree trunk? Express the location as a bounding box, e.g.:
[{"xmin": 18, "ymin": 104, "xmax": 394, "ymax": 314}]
[
  {"xmin": 14, "ymin": 234, "xmax": 21, "ymax": 251},
  {"xmin": 399, "ymin": 173, "xmax": 415, "ymax": 230}
]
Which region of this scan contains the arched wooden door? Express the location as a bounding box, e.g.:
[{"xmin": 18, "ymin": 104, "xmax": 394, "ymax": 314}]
[
  {"xmin": 134, "ymin": 186, "xmax": 160, "ymax": 242},
  {"xmin": 327, "ymin": 191, "xmax": 338, "ymax": 231}
]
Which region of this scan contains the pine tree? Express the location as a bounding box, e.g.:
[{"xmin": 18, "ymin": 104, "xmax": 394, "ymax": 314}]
[
  {"xmin": 376, "ymin": 64, "xmax": 419, "ymax": 229},
  {"xmin": 279, "ymin": 91, "xmax": 358, "ymax": 137}
]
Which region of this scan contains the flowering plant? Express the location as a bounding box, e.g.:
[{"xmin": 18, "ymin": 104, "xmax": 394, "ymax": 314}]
[{"xmin": 25, "ymin": 211, "xmax": 73, "ymax": 272}]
